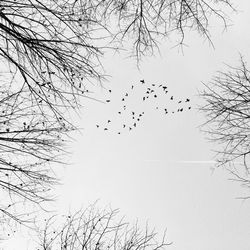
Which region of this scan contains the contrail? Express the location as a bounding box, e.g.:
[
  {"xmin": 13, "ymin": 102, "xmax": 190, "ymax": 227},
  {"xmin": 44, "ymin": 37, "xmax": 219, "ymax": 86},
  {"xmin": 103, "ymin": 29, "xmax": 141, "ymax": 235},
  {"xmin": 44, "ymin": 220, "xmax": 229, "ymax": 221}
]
[
  {"xmin": 173, "ymin": 160, "xmax": 243, "ymax": 165},
  {"xmin": 174, "ymin": 160, "xmax": 217, "ymax": 164}
]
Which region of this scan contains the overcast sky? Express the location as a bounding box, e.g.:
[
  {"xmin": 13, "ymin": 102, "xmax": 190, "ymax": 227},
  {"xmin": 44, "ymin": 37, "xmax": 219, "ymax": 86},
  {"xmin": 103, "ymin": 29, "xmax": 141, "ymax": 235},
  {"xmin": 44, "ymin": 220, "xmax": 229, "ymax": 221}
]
[{"xmin": 3, "ymin": 1, "xmax": 250, "ymax": 250}]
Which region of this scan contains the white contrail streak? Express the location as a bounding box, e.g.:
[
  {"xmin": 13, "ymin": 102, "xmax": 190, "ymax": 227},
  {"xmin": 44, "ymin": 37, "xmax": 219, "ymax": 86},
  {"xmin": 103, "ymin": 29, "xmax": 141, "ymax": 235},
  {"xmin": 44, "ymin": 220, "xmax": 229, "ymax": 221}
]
[{"xmin": 174, "ymin": 160, "xmax": 217, "ymax": 164}]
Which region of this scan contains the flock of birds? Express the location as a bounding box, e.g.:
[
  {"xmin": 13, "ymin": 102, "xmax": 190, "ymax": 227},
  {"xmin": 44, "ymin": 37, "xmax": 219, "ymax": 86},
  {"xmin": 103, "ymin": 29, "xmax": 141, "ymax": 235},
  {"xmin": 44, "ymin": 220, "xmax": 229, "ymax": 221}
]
[{"xmin": 95, "ymin": 79, "xmax": 191, "ymax": 134}]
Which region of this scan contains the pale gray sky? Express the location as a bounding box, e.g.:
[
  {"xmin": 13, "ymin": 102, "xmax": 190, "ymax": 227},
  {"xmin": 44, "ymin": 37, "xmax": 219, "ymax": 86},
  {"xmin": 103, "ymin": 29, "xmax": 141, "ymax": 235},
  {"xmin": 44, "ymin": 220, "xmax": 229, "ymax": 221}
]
[{"xmin": 3, "ymin": 1, "xmax": 250, "ymax": 250}]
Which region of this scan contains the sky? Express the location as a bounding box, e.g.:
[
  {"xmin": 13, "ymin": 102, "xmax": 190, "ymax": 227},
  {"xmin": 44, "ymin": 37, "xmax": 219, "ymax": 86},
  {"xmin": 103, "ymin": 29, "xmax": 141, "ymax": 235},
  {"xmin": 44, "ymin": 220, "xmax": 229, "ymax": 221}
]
[{"xmin": 2, "ymin": 1, "xmax": 250, "ymax": 250}]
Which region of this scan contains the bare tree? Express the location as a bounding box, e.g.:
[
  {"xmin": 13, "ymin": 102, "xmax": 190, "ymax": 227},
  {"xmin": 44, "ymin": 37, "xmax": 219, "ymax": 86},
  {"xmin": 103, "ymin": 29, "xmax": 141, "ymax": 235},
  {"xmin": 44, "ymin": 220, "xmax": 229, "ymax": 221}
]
[
  {"xmin": 0, "ymin": 1, "xmax": 235, "ymax": 116},
  {"xmin": 199, "ymin": 56, "xmax": 250, "ymax": 186},
  {"xmin": 0, "ymin": 84, "xmax": 75, "ymax": 225},
  {"xmin": 36, "ymin": 203, "xmax": 171, "ymax": 250}
]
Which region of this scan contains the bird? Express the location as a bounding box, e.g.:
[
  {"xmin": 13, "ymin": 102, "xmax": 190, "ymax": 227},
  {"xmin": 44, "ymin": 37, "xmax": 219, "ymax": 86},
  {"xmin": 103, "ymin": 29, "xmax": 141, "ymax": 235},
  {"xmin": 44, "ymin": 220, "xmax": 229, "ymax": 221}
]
[
  {"xmin": 106, "ymin": 100, "xmax": 111, "ymax": 103},
  {"xmin": 107, "ymin": 120, "xmax": 111, "ymax": 123},
  {"xmin": 186, "ymin": 98, "xmax": 190, "ymax": 102},
  {"xmin": 104, "ymin": 128, "xmax": 108, "ymax": 131},
  {"xmin": 170, "ymin": 96, "xmax": 173, "ymax": 100},
  {"xmin": 140, "ymin": 79, "xmax": 145, "ymax": 84},
  {"xmin": 109, "ymin": 89, "xmax": 112, "ymax": 93}
]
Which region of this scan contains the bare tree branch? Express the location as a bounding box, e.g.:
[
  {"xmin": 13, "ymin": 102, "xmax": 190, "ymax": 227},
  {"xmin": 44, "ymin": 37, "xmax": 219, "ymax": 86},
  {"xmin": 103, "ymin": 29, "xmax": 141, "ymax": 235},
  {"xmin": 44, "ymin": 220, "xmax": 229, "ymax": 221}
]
[
  {"xmin": 35, "ymin": 203, "xmax": 172, "ymax": 250},
  {"xmin": 199, "ymin": 56, "xmax": 250, "ymax": 192},
  {"xmin": 0, "ymin": 84, "xmax": 75, "ymax": 225}
]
